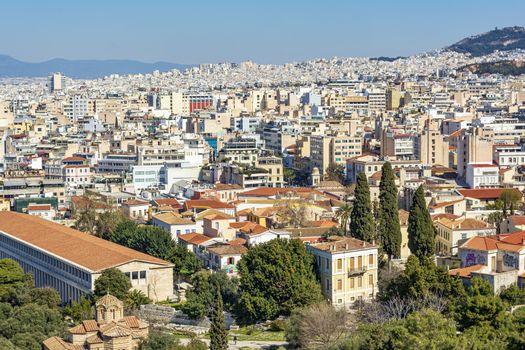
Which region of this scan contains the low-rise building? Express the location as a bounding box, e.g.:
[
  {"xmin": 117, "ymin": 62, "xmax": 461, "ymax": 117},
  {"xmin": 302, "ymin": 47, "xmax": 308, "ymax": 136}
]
[
  {"xmin": 308, "ymin": 236, "xmax": 378, "ymax": 308},
  {"xmin": 0, "ymin": 212, "xmax": 174, "ymax": 302}
]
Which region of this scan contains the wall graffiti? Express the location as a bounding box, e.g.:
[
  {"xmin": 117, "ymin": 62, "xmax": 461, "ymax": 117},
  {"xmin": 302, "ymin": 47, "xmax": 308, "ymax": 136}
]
[
  {"xmin": 503, "ymin": 253, "xmax": 518, "ymax": 268},
  {"xmin": 464, "ymin": 252, "xmax": 487, "ymax": 267}
]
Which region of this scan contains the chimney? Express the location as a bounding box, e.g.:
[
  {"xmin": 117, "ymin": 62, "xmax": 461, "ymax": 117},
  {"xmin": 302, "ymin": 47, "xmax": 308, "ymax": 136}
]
[
  {"xmin": 362, "ymin": 241, "xmax": 365, "ymax": 247},
  {"xmin": 344, "ymin": 243, "xmax": 348, "ymax": 249}
]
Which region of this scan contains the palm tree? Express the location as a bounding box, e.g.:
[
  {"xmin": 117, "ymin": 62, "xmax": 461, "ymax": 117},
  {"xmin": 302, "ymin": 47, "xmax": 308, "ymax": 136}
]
[
  {"xmin": 125, "ymin": 290, "xmax": 151, "ymax": 311},
  {"xmin": 336, "ymin": 203, "xmax": 352, "ymax": 236}
]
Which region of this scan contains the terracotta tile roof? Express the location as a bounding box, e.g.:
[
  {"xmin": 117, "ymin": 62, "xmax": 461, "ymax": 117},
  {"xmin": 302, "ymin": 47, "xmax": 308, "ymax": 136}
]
[
  {"xmin": 311, "ymin": 237, "xmax": 377, "ymax": 253},
  {"xmin": 122, "ymin": 199, "xmax": 150, "ymax": 206},
  {"xmin": 239, "ymin": 187, "xmax": 320, "ymax": 198},
  {"xmin": 215, "ymin": 183, "xmax": 243, "ymax": 190},
  {"xmin": 449, "ymin": 264, "xmax": 484, "ymax": 278},
  {"xmin": 27, "ymin": 204, "xmax": 52, "ymax": 211},
  {"xmin": 509, "ymin": 216, "xmax": 525, "ymax": 226},
  {"xmin": 122, "ymin": 316, "xmax": 141, "ymax": 329},
  {"xmin": 428, "ymin": 199, "xmax": 464, "ymax": 209},
  {"xmin": 195, "ymin": 209, "xmax": 227, "ymax": 220},
  {"xmin": 432, "ymin": 213, "xmax": 462, "ymax": 221},
  {"xmin": 435, "ymin": 216, "xmax": 493, "ymax": 230},
  {"xmin": 460, "ymin": 236, "xmax": 524, "ymax": 252},
  {"xmin": 236, "ymin": 208, "xmax": 252, "ymax": 216},
  {"xmin": 184, "ymin": 199, "xmax": 235, "ymax": 210},
  {"xmin": 207, "ymin": 244, "xmax": 248, "ymax": 256},
  {"xmin": 285, "ymin": 227, "xmax": 332, "ymax": 238},
  {"xmin": 228, "ymin": 238, "xmax": 247, "ymax": 246},
  {"xmin": 469, "ymin": 163, "xmax": 496, "ymax": 168},
  {"xmin": 0, "ymin": 212, "xmax": 173, "ymax": 272},
  {"xmin": 82, "ymin": 319, "xmax": 99, "ymax": 332},
  {"xmin": 449, "ymin": 128, "xmax": 465, "ymax": 138},
  {"xmin": 153, "ymin": 198, "xmax": 182, "ymax": 209},
  {"xmin": 153, "ymin": 212, "xmax": 195, "ymax": 225},
  {"xmin": 63, "ymin": 156, "xmax": 86, "ymax": 162},
  {"xmin": 43, "ymin": 336, "xmax": 85, "ymax": 350},
  {"xmin": 178, "ymin": 233, "xmax": 212, "ymax": 245},
  {"xmin": 203, "ymin": 212, "xmax": 235, "ymax": 220},
  {"xmin": 499, "ymin": 230, "xmax": 525, "ymax": 245},
  {"xmin": 307, "ymin": 220, "xmax": 339, "ymax": 228},
  {"xmin": 457, "ymin": 188, "xmax": 522, "ymax": 200}
]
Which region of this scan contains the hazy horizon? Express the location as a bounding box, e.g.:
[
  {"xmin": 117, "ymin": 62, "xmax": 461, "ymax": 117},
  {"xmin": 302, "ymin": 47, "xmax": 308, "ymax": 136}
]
[{"xmin": 1, "ymin": 0, "xmax": 524, "ymax": 64}]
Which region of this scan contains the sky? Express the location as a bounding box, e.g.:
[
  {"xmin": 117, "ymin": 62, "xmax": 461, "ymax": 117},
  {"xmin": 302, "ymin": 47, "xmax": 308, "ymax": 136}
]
[{"xmin": 1, "ymin": 0, "xmax": 524, "ymax": 64}]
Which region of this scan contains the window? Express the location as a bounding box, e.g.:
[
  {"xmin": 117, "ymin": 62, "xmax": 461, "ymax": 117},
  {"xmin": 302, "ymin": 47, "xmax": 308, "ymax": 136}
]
[
  {"xmin": 139, "ymin": 271, "xmax": 146, "ymax": 279},
  {"xmin": 358, "ymin": 276, "xmax": 362, "ymax": 288},
  {"xmin": 337, "ymin": 279, "xmax": 342, "ymax": 291},
  {"xmin": 358, "ymin": 256, "xmax": 362, "ymax": 269},
  {"xmin": 132, "ymin": 272, "xmax": 138, "ymax": 280},
  {"xmin": 369, "ymin": 274, "xmax": 373, "ymax": 286},
  {"xmin": 337, "ymin": 259, "xmax": 342, "ymax": 271},
  {"xmin": 350, "ymin": 278, "xmax": 355, "ymax": 288},
  {"xmin": 368, "ymin": 254, "xmax": 373, "ymax": 266},
  {"xmin": 350, "ymin": 257, "xmax": 355, "ymax": 270}
]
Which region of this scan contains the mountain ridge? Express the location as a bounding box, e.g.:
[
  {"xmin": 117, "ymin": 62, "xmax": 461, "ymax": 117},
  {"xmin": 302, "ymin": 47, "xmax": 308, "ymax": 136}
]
[
  {"xmin": 0, "ymin": 54, "xmax": 194, "ymax": 79},
  {"xmin": 447, "ymin": 26, "xmax": 525, "ymax": 56}
]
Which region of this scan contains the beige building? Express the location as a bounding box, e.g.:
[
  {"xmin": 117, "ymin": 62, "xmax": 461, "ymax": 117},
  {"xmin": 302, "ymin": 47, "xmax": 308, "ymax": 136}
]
[
  {"xmin": 434, "ymin": 215, "xmax": 496, "ymax": 255},
  {"xmin": 44, "ymin": 294, "xmax": 149, "ymax": 350},
  {"xmin": 0, "ymin": 212, "xmax": 174, "ymax": 303},
  {"xmin": 456, "ymin": 128, "xmax": 493, "ymax": 178},
  {"xmin": 308, "ymin": 237, "xmax": 378, "ymax": 308},
  {"xmin": 310, "ymin": 133, "xmax": 362, "ymax": 177},
  {"xmin": 418, "ymin": 118, "xmax": 449, "ymax": 167}
]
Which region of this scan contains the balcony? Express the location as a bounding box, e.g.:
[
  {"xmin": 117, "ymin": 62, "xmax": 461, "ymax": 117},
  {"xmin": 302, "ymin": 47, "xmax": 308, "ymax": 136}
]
[{"xmin": 348, "ymin": 266, "xmax": 367, "ymax": 276}]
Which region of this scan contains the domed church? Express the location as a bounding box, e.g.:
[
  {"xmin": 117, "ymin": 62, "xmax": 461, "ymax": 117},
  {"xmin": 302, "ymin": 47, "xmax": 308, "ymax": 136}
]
[{"xmin": 43, "ymin": 294, "xmax": 149, "ymax": 350}]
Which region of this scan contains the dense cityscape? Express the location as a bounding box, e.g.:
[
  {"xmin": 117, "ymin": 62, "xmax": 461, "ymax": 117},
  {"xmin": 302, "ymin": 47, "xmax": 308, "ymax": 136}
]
[{"xmin": 3, "ymin": 5, "xmax": 525, "ymax": 349}]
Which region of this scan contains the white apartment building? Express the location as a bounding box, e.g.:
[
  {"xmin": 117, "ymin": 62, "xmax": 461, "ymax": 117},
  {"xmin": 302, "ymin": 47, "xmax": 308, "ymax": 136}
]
[{"xmin": 466, "ymin": 163, "xmax": 499, "ymax": 189}]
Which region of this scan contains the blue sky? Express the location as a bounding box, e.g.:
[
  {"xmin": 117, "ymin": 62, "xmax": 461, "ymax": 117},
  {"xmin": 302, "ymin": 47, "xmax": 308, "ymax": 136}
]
[{"xmin": 1, "ymin": 0, "xmax": 524, "ymax": 64}]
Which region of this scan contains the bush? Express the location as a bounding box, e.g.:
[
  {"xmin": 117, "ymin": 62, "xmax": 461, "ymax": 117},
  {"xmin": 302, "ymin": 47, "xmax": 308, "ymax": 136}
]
[{"xmin": 269, "ymin": 320, "xmax": 286, "ymax": 332}]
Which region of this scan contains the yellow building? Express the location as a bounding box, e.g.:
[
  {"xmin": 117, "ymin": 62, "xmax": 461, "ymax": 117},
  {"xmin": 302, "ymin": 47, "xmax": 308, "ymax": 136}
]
[{"xmin": 308, "ymin": 236, "xmax": 378, "ymax": 308}]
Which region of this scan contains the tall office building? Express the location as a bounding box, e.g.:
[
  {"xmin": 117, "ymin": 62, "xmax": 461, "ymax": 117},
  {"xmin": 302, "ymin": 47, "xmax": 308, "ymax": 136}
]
[{"xmin": 49, "ymin": 72, "xmax": 67, "ymax": 93}]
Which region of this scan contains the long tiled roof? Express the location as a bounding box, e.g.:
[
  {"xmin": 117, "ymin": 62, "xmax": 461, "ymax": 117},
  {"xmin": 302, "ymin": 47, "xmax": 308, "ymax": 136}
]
[{"xmin": 0, "ymin": 212, "xmax": 173, "ymax": 272}]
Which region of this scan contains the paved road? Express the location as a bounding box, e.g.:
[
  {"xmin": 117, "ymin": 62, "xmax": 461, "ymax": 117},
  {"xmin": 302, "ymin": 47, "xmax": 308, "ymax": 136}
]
[{"xmin": 179, "ymin": 337, "xmax": 287, "ymax": 349}]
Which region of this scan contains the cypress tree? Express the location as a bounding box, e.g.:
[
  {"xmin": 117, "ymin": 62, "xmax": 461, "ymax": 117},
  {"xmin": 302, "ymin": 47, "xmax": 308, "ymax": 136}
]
[
  {"xmin": 408, "ymin": 185, "xmax": 436, "ymax": 260},
  {"xmin": 378, "ymin": 162, "xmax": 401, "ymax": 261},
  {"xmin": 350, "ymin": 172, "xmax": 375, "ymax": 242},
  {"xmin": 209, "ymin": 285, "xmax": 228, "ymax": 350}
]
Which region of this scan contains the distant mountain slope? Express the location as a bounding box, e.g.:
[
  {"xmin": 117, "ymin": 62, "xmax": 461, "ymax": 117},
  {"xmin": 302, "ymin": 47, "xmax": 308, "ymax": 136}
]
[
  {"xmin": 460, "ymin": 60, "xmax": 525, "ymax": 76},
  {"xmin": 447, "ymin": 26, "xmax": 525, "ymax": 56},
  {"xmin": 0, "ymin": 54, "xmax": 193, "ymax": 79}
]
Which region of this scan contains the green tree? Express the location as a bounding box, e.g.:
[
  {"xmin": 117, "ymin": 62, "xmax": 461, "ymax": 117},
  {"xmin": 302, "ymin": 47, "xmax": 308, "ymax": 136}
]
[
  {"xmin": 209, "ymin": 286, "xmax": 228, "ymax": 350},
  {"xmin": 139, "ymin": 332, "xmax": 178, "ymax": 350},
  {"xmin": 63, "ymin": 296, "xmax": 93, "ymax": 323},
  {"xmin": 182, "ymin": 270, "xmax": 238, "ymax": 320},
  {"xmin": 500, "ymin": 189, "xmax": 522, "ymax": 216},
  {"xmin": 126, "ymin": 290, "xmax": 152, "ymax": 311},
  {"xmin": 95, "ymin": 209, "xmax": 126, "ymax": 239},
  {"xmin": 336, "ymin": 203, "xmax": 352, "ymax": 236},
  {"xmin": 325, "ymin": 163, "xmax": 345, "ymax": 184},
  {"xmin": 73, "ymin": 194, "xmax": 98, "ymax": 234},
  {"xmin": 234, "ymin": 239, "xmax": 322, "ymax": 324},
  {"xmin": 28, "ymin": 288, "xmax": 61, "ymax": 308},
  {"xmin": 378, "ymin": 162, "xmax": 401, "ymax": 261},
  {"xmin": 350, "ymin": 172, "xmax": 375, "ymax": 242},
  {"xmin": 0, "ymin": 259, "xmax": 25, "ymax": 302},
  {"xmin": 407, "ymin": 186, "xmax": 436, "ymax": 260},
  {"xmin": 283, "ymin": 167, "xmax": 296, "ymax": 185},
  {"xmin": 93, "ymin": 268, "xmax": 131, "ymax": 300}
]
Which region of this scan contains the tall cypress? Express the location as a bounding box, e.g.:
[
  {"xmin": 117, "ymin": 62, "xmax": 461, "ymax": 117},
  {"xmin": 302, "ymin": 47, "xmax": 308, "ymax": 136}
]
[
  {"xmin": 378, "ymin": 162, "xmax": 401, "ymax": 260},
  {"xmin": 209, "ymin": 285, "xmax": 228, "ymax": 350},
  {"xmin": 350, "ymin": 172, "xmax": 376, "ymax": 242},
  {"xmin": 408, "ymin": 185, "xmax": 436, "ymax": 260}
]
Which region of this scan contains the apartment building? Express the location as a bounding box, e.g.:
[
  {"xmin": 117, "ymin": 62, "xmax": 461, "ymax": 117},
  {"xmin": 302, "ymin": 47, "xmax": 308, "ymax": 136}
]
[
  {"xmin": 466, "ymin": 163, "xmax": 499, "ymax": 188},
  {"xmin": 308, "ymin": 237, "xmax": 378, "ymax": 308},
  {"xmin": 456, "ymin": 128, "xmax": 493, "ymax": 178},
  {"xmin": 310, "ymin": 133, "xmax": 362, "ymax": 176},
  {"xmin": 418, "ymin": 119, "xmax": 449, "ymax": 167},
  {"xmin": 434, "ymin": 215, "xmax": 496, "ymax": 255}
]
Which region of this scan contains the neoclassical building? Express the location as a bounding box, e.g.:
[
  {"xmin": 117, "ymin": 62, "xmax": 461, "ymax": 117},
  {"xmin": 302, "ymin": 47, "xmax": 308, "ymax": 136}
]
[{"xmin": 43, "ymin": 294, "xmax": 149, "ymax": 350}]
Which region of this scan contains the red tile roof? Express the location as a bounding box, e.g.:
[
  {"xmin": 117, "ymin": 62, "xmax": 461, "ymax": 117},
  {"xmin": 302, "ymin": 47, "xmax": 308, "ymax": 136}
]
[
  {"xmin": 449, "ymin": 264, "xmax": 484, "ymax": 278},
  {"xmin": 184, "ymin": 199, "xmax": 235, "ymax": 210},
  {"xmin": 458, "ymin": 188, "xmax": 522, "ymax": 200},
  {"xmin": 0, "ymin": 212, "xmax": 173, "ymax": 272}
]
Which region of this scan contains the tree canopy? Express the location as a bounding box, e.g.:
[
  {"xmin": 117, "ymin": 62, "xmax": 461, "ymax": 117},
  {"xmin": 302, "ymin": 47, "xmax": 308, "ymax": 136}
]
[
  {"xmin": 93, "ymin": 268, "xmax": 132, "ymax": 300},
  {"xmin": 378, "ymin": 162, "xmax": 401, "ymax": 260},
  {"xmin": 350, "ymin": 172, "xmax": 375, "ymax": 242},
  {"xmin": 407, "ymin": 186, "xmax": 436, "ymax": 260},
  {"xmin": 234, "ymin": 239, "xmax": 322, "ymax": 325}
]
